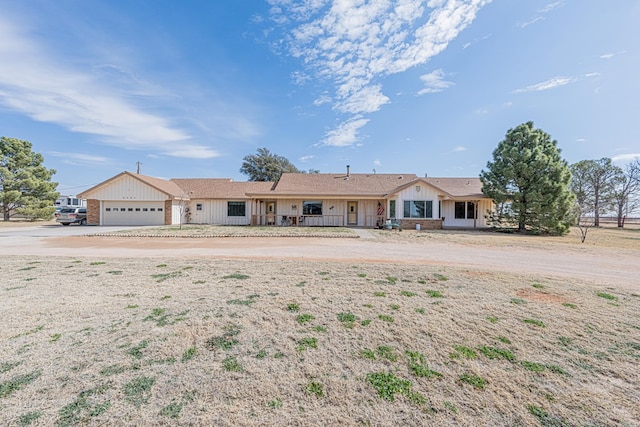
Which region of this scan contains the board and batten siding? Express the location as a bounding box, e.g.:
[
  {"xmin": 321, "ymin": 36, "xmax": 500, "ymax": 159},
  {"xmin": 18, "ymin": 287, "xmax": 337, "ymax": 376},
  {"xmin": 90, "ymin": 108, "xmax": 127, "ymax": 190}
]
[
  {"xmin": 187, "ymin": 200, "xmax": 251, "ymax": 225},
  {"xmin": 392, "ymin": 184, "xmax": 442, "ymax": 219},
  {"xmin": 87, "ymin": 175, "xmax": 169, "ymax": 201},
  {"xmin": 440, "ymin": 199, "xmax": 492, "ymax": 228}
]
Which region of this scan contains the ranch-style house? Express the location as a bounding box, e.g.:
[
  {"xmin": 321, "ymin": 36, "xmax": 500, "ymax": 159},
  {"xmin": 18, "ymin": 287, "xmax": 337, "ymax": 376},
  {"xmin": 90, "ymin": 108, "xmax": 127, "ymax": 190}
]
[{"xmin": 77, "ymin": 168, "xmax": 493, "ymax": 229}]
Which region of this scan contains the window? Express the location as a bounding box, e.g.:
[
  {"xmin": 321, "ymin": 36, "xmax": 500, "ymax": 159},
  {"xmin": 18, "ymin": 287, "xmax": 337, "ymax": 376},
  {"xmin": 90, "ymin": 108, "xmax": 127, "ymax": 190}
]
[
  {"xmin": 120, "ymin": 208, "xmax": 126, "ymax": 212},
  {"xmin": 303, "ymin": 201, "xmax": 322, "ymax": 215},
  {"xmin": 128, "ymin": 208, "xmax": 133, "ymax": 211},
  {"xmin": 143, "ymin": 208, "xmax": 148, "ymax": 212},
  {"xmin": 105, "ymin": 208, "xmax": 111, "ymax": 212},
  {"xmin": 150, "ymin": 208, "xmax": 155, "ymax": 212},
  {"xmin": 135, "ymin": 208, "xmax": 140, "ymax": 211},
  {"xmin": 389, "ymin": 200, "xmax": 396, "ymax": 218},
  {"xmin": 196, "ymin": 203, "xmax": 203, "ymax": 211},
  {"xmin": 158, "ymin": 208, "xmax": 163, "ymax": 212},
  {"xmin": 455, "ymin": 201, "xmax": 476, "ymax": 219},
  {"xmin": 228, "ymin": 201, "xmax": 246, "ymax": 217},
  {"xmin": 403, "ymin": 200, "xmax": 433, "ymax": 218},
  {"xmin": 467, "ymin": 202, "xmax": 476, "ymax": 219}
]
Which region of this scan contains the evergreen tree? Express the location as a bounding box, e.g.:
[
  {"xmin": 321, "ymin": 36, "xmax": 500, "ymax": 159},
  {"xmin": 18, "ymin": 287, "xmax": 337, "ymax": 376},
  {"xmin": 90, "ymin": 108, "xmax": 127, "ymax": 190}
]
[
  {"xmin": 480, "ymin": 122, "xmax": 574, "ymax": 234},
  {"xmin": 0, "ymin": 136, "xmax": 59, "ymax": 221}
]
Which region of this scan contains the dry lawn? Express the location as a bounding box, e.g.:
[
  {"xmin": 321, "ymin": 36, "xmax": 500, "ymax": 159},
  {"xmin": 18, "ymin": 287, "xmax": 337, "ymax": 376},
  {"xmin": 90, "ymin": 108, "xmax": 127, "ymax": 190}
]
[{"xmin": 1, "ymin": 232, "xmax": 639, "ymax": 426}]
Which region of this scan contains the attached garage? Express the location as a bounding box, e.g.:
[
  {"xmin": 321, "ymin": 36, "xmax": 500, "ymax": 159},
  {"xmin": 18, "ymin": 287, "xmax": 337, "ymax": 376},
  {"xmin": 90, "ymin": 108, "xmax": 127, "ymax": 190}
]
[
  {"xmin": 78, "ymin": 172, "xmax": 186, "ymax": 226},
  {"xmin": 102, "ymin": 201, "xmax": 165, "ymax": 226}
]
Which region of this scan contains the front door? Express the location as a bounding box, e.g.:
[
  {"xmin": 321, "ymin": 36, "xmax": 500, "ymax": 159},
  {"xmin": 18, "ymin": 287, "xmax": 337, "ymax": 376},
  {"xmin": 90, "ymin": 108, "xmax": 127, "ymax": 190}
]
[
  {"xmin": 266, "ymin": 202, "xmax": 276, "ymax": 225},
  {"xmin": 347, "ymin": 201, "xmax": 358, "ymax": 225}
]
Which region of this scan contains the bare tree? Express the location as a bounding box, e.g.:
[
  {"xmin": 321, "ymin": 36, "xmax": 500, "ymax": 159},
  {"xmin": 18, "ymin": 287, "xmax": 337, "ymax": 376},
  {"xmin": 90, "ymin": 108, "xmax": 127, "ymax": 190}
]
[
  {"xmin": 570, "ymin": 158, "xmax": 623, "ymax": 227},
  {"xmin": 612, "ymin": 160, "xmax": 640, "ymax": 228}
]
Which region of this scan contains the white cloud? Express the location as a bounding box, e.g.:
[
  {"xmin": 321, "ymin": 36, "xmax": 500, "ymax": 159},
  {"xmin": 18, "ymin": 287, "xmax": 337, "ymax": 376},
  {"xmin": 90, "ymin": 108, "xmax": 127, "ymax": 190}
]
[
  {"xmin": 452, "ymin": 146, "xmax": 467, "ymax": 152},
  {"xmin": 418, "ymin": 69, "xmax": 455, "ymax": 94},
  {"xmin": 600, "ymin": 53, "xmax": 615, "ymax": 59},
  {"xmin": 518, "ymin": 1, "xmax": 564, "ymax": 28},
  {"xmin": 322, "ymin": 116, "xmax": 370, "ymax": 147},
  {"xmin": 513, "ymin": 76, "xmax": 577, "ymax": 93},
  {"xmin": 513, "ymin": 73, "xmax": 598, "ymax": 93},
  {"xmin": 0, "ymin": 12, "xmax": 248, "ymax": 160},
  {"xmin": 299, "ymin": 155, "xmax": 316, "ymax": 162},
  {"xmin": 612, "ymin": 153, "xmax": 640, "ymax": 163},
  {"xmin": 576, "ymin": 138, "xmax": 587, "ymax": 143},
  {"xmin": 271, "ymin": 0, "xmax": 492, "ymax": 145},
  {"xmin": 313, "ymin": 94, "xmax": 332, "ymax": 106},
  {"xmin": 373, "ymin": 159, "xmax": 382, "ymax": 167},
  {"xmin": 48, "ymin": 151, "xmax": 110, "ymax": 165},
  {"xmin": 160, "ymin": 145, "xmax": 221, "ymax": 159}
]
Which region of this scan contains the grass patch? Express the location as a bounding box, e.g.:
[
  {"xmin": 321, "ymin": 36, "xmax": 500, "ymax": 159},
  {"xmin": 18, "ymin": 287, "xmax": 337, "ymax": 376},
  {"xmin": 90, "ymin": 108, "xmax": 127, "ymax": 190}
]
[
  {"xmin": 532, "ymin": 283, "xmax": 545, "ymax": 289},
  {"xmin": 596, "ymin": 292, "xmax": 617, "ymax": 301},
  {"xmin": 222, "ymin": 356, "xmax": 243, "ymax": 372},
  {"xmin": 478, "ymin": 345, "xmax": 516, "ymax": 361},
  {"xmin": 562, "ymin": 302, "xmax": 577, "ymax": 309},
  {"xmin": 127, "ymin": 340, "xmax": 149, "ymax": 359},
  {"xmin": 123, "ymin": 376, "xmax": 155, "ymax": 407},
  {"xmin": 151, "ymin": 271, "xmax": 182, "ymax": 282},
  {"xmin": 510, "ymin": 298, "xmax": 527, "ymax": 305},
  {"xmin": 337, "ymin": 312, "xmax": 358, "ymax": 328},
  {"xmin": 520, "ymin": 361, "xmax": 546, "ymax": 372},
  {"xmin": 181, "ymin": 347, "xmax": 197, "ymax": 362},
  {"xmin": 206, "ymin": 324, "xmax": 242, "ymax": 351},
  {"xmin": 486, "ymin": 316, "xmax": 499, "ymax": 323},
  {"xmin": 100, "ymin": 364, "xmax": 127, "ymax": 376},
  {"xmin": 376, "ymin": 345, "xmax": 398, "ymax": 362},
  {"xmin": 452, "ymin": 345, "xmax": 477, "ymax": 359},
  {"xmin": 406, "ymin": 351, "xmax": 442, "ymax": 379},
  {"xmin": 426, "ymin": 289, "xmax": 444, "ymax": 298},
  {"xmin": 0, "ymin": 361, "xmax": 22, "ymax": 374},
  {"xmin": 523, "ymin": 318, "xmax": 546, "ymax": 328},
  {"xmin": 378, "ymin": 314, "xmax": 394, "ymax": 323},
  {"xmin": 296, "ymin": 313, "xmax": 315, "ymax": 324},
  {"xmin": 161, "ymin": 401, "xmax": 183, "ymax": 419},
  {"xmin": 458, "ymin": 373, "xmax": 486, "ymax": 389},
  {"xmin": 305, "ymin": 381, "xmax": 324, "ymax": 397},
  {"xmin": 227, "ymin": 294, "xmax": 259, "ymax": 306},
  {"xmin": 433, "ymin": 273, "xmax": 448, "ymax": 281},
  {"xmin": 287, "ymin": 303, "xmax": 299, "ymax": 312},
  {"xmin": 400, "ymin": 290, "xmax": 417, "ymax": 297},
  {"xmin": 365, "ymin": 372, "xmax": 411, "ymax": 401},
  {"xmin": 223, "ymin": 273, "xmax": 250, "ymax": 280},
  {"xmin": 57, "ymin": 383, "xmax": 111, "ymax": 426},
  {"xmin": 0, "ymin": 370, "xmax": 41, "ymax": 398},
  {"xmin": 373, "ymin": 292, "xmax": 386, "ymax": 297},
  {"xmin": 296, "ymin": 337, "xmax": 318, "ymax": 352},
  {"xmin": 311, "ymin": 325, "xmax": 327, "ymax": 333},
  {"xmin": 18, "ymin": 410, "xmax": 42, "ymax": 426}
]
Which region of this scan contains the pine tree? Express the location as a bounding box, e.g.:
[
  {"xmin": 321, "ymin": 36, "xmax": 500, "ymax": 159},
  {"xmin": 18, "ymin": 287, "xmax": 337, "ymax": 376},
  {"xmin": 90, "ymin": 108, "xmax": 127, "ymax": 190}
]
[{"xmin": 480, "ymin": 122, "xmax": 574, "ymax": 234}]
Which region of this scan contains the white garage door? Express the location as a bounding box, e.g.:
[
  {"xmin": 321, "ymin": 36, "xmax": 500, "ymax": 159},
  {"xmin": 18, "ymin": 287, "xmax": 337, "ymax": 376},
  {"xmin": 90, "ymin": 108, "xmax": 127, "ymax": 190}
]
[{"xmin": 103, "ymin": 202, "xmax": 165, "ymax": 226}]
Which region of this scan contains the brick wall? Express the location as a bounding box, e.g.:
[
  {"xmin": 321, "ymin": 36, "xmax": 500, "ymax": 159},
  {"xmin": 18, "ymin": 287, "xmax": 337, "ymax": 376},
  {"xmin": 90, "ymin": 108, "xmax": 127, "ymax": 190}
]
[
  {"xmin": 86, "ymin": 199, "xmax": 100, "ymax": 225},
  {"xmin": 164, "ymin": 200, "xmax": 172, "ymax": 225},
  {"xmin": 398, "ymin": 219, "xmax": 442, "ymax": 230}
]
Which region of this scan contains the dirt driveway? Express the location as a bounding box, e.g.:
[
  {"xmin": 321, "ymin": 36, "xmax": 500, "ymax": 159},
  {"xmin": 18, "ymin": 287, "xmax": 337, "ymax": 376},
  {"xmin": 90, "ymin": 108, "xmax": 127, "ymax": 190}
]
[{"xmin": 3, "ymin": 226, "xmax": 637, "ymax": 291}]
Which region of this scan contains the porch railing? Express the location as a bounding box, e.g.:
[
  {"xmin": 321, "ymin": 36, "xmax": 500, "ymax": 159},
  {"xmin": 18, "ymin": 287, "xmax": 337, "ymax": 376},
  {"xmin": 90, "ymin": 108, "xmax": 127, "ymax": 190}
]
[
  {"xmin": 251, "ymin": 214, "xmax": 345, "ymax": 227},
  {"xmin": 251, "ymin": 214, "xmax": 386, "ymax": 227}
]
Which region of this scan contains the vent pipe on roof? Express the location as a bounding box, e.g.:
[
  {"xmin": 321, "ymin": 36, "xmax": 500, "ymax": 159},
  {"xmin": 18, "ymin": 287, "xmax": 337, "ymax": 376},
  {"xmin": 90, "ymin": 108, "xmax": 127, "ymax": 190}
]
[{"xmin": 346, "ymin": 165, "xmax": 350, "ymax": 178}]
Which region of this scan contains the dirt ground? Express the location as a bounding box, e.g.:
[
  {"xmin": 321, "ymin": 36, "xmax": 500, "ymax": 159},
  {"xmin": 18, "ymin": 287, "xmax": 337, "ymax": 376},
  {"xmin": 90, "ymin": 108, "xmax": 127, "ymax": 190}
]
[{"xmin": 18, "ymin": 228, "xmax": 637, "ymax": 291}]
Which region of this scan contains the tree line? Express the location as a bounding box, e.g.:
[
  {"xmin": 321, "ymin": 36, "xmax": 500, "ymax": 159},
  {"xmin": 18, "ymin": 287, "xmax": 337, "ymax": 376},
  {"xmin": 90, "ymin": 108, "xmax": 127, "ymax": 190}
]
[{"xmin": 480, "ymin": 122, "xmax": 640, "ymax": 235}]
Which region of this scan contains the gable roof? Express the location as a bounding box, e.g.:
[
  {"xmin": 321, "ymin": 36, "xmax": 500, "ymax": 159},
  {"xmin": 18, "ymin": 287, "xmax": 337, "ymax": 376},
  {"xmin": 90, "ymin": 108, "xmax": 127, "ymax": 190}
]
[
  {"xmin": 248, "ymin": 173, "xmax": 419, "ymax": 198},
  {"xmin": 424, "ymin": 177, "xmax": 486, "ymax": 199},
  {"xmin": 171, "ymin": 178, "xmax": 274, "ymax": 199},
  {"xmin": 78, "ymin": 171, "xmax": 185, "ymax": 199}
]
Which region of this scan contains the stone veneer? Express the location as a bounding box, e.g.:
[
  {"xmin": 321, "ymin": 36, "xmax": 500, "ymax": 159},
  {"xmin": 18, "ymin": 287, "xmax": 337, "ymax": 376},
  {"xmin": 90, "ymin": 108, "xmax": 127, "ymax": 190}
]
[{"xmin": 86, "ymin": 199, "xmax": 100, "ymax": 225}]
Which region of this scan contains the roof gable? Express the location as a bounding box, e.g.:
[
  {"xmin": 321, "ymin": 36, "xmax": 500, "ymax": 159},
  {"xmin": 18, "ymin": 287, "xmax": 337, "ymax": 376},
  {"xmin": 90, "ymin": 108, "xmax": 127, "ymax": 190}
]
[{"xmin": 78, "ymin": 171, "xmax": 184, "ymax": 199}]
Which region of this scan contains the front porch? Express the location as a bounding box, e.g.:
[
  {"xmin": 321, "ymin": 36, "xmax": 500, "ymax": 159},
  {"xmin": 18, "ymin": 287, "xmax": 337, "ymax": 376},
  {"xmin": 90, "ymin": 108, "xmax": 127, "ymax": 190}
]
[{"xmin": 251, "ymin": 214, "xmax": 385, "ymax": 228}]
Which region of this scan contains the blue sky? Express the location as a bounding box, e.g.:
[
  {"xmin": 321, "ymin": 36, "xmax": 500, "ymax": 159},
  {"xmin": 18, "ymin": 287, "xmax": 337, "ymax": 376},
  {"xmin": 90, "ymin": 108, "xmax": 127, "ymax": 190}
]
[{"xmin": 1, "ymin": 1, "xmax": 639, "ymax": 195}]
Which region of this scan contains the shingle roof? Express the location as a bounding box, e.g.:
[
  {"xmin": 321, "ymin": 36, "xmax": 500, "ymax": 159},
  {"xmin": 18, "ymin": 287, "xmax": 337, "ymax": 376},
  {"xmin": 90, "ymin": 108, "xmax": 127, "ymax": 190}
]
[
  {"xmin": 423, "ymin": 177, "xmax": 485, "ymax": 199},
  {"xmin": 251, "ymin": 173, "xmax": 419, "ymax": 197},
  {"xmin": 78, "ymin": 171, "xmax": 185, "ymax": 199},
  {"xmin": 171, "ymin": 178, "xmax": 274, "ymax": 199}
]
